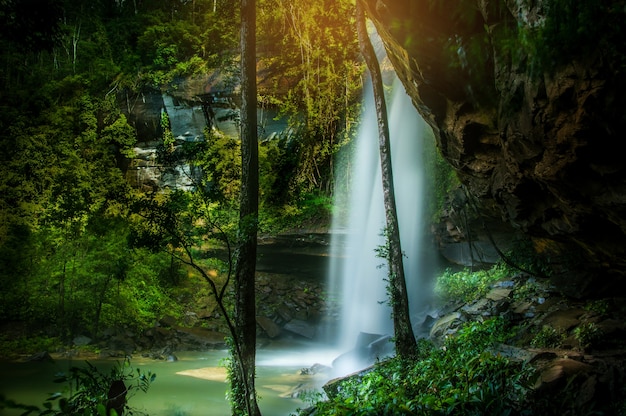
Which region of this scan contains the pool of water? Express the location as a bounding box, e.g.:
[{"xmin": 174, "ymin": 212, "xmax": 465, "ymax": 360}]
[{"xmin": 0, "ymin": 342, "xmax": 341, "ymax": 416}]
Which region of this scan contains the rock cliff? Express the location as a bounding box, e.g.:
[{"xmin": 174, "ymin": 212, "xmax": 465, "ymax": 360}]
[{"xmin": 363, "ymin": 0, "xmax": 626, "ymax": 297}]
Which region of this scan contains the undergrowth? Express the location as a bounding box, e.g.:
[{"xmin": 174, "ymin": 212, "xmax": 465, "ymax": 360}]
[
  {"xmin": 0, "ymin": 358, "xmax": 155, "ymax": 415},
  {"xmin": 298, "ymin": 317, "xmax": 532, "ymax": 415},
  {"xmin": 434, "ymin": 263, "xmax": 512, "ymax": 303}
]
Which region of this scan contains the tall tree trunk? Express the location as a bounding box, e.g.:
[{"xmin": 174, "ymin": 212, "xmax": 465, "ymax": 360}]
[
  {"xmin": 232, "ymin": 0, "xmax": 261, "ymax": 414},
  {"xmin": 356, "ymin": 0, "xmax": 417, "ymax": 358}
]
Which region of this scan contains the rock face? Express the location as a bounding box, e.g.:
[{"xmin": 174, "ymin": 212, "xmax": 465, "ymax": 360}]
[{"xmin": 363, "ymin": 0, "xmax": 626, "ymax": 296}]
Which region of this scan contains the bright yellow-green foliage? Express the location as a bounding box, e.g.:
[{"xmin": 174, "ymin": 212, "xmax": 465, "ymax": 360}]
[{"xmin": 435, "ymin": 263, "xmax": 512, "ymax": 303}]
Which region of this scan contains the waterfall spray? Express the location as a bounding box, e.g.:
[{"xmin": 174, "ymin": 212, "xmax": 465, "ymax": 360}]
[{"xmin": 327, "ymin": 77, "xmax": 433, "ymax": 375}]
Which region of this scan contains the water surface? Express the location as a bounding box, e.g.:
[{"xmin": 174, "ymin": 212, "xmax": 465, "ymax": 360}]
[{"xmin": 0, "ymin": 342, "xmax": 337, "ymax": 416}]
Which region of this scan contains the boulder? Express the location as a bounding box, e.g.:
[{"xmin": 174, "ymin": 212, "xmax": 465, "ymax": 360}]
[
  {"xmin": 429, "ymin": 312, "xmax": 464, "ymax": 341},
  {"xmin": 175, "ymin": 327, "xmax": 227, "ymax": 349},
  {"xmin": 73, "ymin": 335, "xmax": 92, "ymax": 346},
  {"xmin": 25, "ymin": 351, "xmax": 53, "ymax": 362},
  {"xmin": 283, "ymin": 319, "xmax": 316, "ymax": 339},
  {"xmin": 331, "ymin": 334, "xmax": 394, "ymax": 375},
  {"xmin": 256, "ymin": 316, "xmax": 282, "ymax": 339}
]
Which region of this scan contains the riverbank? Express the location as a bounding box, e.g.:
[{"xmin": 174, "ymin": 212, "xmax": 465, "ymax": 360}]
[{"xmin": 0, "ymin": 233, "xmax": 335, "ymax": 363}]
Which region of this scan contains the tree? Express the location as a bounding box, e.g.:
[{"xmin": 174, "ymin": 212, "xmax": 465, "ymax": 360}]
[
  {"xmin": 230, "ymin": 0, "xmax": 262, "ymax": 413},
  {"xmin": 356, "ymin": 0, "xmax": 417, "ymax": 358},
  {"xmin": 256, "ymin": 0, "xmax": 362, "ymax": 201}
]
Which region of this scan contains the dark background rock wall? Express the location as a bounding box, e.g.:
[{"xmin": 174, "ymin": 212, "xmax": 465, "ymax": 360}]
[{"xmin": 362, "ymin": 0, "xmax": 626, "ymax": 297}]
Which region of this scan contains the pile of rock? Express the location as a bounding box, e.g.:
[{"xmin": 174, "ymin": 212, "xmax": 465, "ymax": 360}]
[{"xmin": 427, "ymin": 273, "xmax": 626, "ymax": 411}]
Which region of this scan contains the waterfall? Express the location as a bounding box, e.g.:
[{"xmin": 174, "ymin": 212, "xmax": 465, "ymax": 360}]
[{"xmin": 327, "ymin": 77, "xmax": 433, "ymax": 374}]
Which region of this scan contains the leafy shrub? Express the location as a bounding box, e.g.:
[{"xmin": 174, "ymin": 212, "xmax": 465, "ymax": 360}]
[
  {"xmin": 512, "ymin": 278, "xmax": 542, "ymax": 302},
  {"xmin": 583, "ymin": 299, "xmax": 610, "ymax": 316},
  {"xmin": 435, "ymin": 263, "xmax": 512, "ymax": 302},
  {"xmin": 530, "ymin": 325, "xmax": 563, "ymax": 348},
  {"xmin": 303, "ymin": 318, "xmax": 532, "ymax": 415},
  {"xmin": 0, "ymin": 358, "xmax": 155, "ymax": 416},
  {"xmin": 0, "ymin": 335, "xmax": 61, "ymax": 359},
  {"xmin": 574, "ymin": 322, "xmax": 602, "ymax": 351}
]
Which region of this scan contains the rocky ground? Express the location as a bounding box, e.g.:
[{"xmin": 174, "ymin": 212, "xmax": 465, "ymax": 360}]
[{"xmin": 327, "ymin": 271, "xmax": 626, "ymax": 412}]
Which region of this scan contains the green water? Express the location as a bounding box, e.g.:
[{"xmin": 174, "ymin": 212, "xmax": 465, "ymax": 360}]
[{"xmin": 0, "ymin": 344, "xmax": 338, "ymax": 416}]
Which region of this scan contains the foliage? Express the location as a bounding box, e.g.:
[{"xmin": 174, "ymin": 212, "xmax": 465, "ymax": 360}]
[
  {"xmin": 0, "ymin": 358, "xmax": 155, "ymax": 416},
  {"xmin": 536, "ymin": 0, "xmax": 626, "ymax": 71},
  {"xmin": 491, "ymin": 0, "xmax": 626, "ymax": 78},
  {"xmin": 0, "ymin": 54, "xmax": 190, "ymax": 339},
  {"xmin": 511, "ymin": 278, "xmax": 542, "ymax": 303},
  {"xmin": 259, "ymin": 135, "xmax": 300, "ymax": 207},
  {"xmin": 583, "ymin": 299, "xmax": 610, "ymax": 316},
  {"xmin": 257, "ymin": 0, "xmax": 363, "ymax": 197},
  {"xmin": 189, "ymin": 130, "xmax": 242, "ymax": 205},
  {"xmin": 574, "ymin": 322, "xmax": 602, "ymax": 351},
  {"xmin": 530, "ymin": 325, "xmax": 564, "ymax": 348},
  {"xmin": 223, "ymin": 338, "xmax": 247, "ymax": 414},
  {"xmin": 0, "ymin": 335, "xmax": 61, "ymax": 359},
  {"xmin": 503, "ymin": 238, "xmax": 554, "ymax": 279},
  {"xmin": 302, "ymin": 318, "xmax": 532, "ymax": 415},
  {"xmin": 425, "ymin": 133, "xmax": 460, "ymax": 223},
  {"xmin": 0, "ymin": 214, "xmax": 183, "ymax": 340},
  {"xmin": 259, "ymin": 191, "xmax": 333, "ymax": 234},
  {"xmin": 435, "ymin": 263, "xmax": 512, "ymax": 303}
]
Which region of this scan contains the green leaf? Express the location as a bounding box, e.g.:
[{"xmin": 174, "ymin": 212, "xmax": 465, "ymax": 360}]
[
  {"xmin": 46, "ymin": 392, "xmax": 62, "ymax": 401},
  {"xmin": 97, "ymin": 403, "xmax": 108, "ymax": 416}
]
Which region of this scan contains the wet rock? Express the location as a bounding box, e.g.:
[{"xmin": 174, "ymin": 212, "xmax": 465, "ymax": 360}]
[
  {"xmin": 512, "ymin": 300, "xmax": 534, "ymax": 316},
  {"xmin": 183, "ymin": 311, "xmax": 198, "ymax": 326},
  {"xmin": 354, "ymin": 332, "xmax": 384, "ymax": 348},
  {"xmin": 107, "ymin": 335, "xmax": 136, "ymax": 354},
  {"xmin": 331, "ymin": 335, "xmax": 394, "ymax": 375},
  {"xmin": 412, "ymin": 312, "xmax": 436, "ymax": 337},
  {"xmin": 439, "ymin": 241, "xmax": 502, "ymax": 267},
  {"xmin": 534, "ymin": 358, "xmax": 594, "ymax": 391},
  {"xmin": 462, "ymin": 298, "xmax": 491, "ymax": 316},
  {"xmin": 99, "ymin": 350, "xmax": 127, "ymax": 359},
  {"xmin": 26, "ymin": 351, "xmax": 53, "ymax": 362},
  {"xmin": 429, "ymin": 312, "xmax": 464, "ymax": 341},
  {"xmin": 385, "ymin": 3, "xmax": 626, "ymax": 296},
  {"xmin": 256, "ymin": 316, "xmax": 281, "ymax": 339},
  {"xmin": 276, "ymin": 305, "xmax": 294, "ymax": 324},
  {"xmin": 284, "ymin": 319, "xmax": 316, "ymax": 339},
  {"xmin": 159, "ymin": 315, "xmax": 178, "ymax": 328},
  {"xmin": 541, "ymin": 308, "xmax": 585, "ymax": 332},
  {"xmin": 175, "ymin": 327, "xmax": 227, "ymax": 349},
  {"xmin": 300, "ymin": 363, "xmax": 331, "ymax": 376},
  {"xmin": 73, "ymin": 335, "xmax": 92, "ymax": 346},
  {"xmin": 486, "ymin": 287, "xmax": 512, "ymax": 301},
  {"xmin": 489, "ymin": 344, "xmax": 536, "ymax": 363}
]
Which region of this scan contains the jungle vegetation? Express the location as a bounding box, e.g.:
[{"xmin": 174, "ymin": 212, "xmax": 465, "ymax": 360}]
[
  {"xmin": 7, "ymin": 0, "xmax": 619, "ymax": 414},
  {"xmin": 0, "ymin": 0, "xmax": 364, "ymax": 350}
]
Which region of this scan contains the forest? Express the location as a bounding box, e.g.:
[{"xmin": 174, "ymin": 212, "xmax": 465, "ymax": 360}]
[
  {"xmin": 0, "ymin": 0, "xmax": 370, "ymax": 414},
  {"xmin": 2, "ymin": 0, "xmax": 626, "ymax": 415},
  {"xmin": 0, "ymin": 0, "xmax": 363, "ymax": 343}
]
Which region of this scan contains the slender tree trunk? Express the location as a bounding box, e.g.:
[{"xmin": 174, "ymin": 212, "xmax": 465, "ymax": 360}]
[
  {"xmin": 232, "ymin": 0, "xmax": 261, "ymax": 414},
  {"xmin": 356, "ymin": 0, "xmax": 417, "ymax": 358}
]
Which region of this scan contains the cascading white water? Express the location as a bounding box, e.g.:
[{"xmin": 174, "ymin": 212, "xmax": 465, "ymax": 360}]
[{"xmin": 328, "ymin": 76, "xmax": 433, "ymax": 372}]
